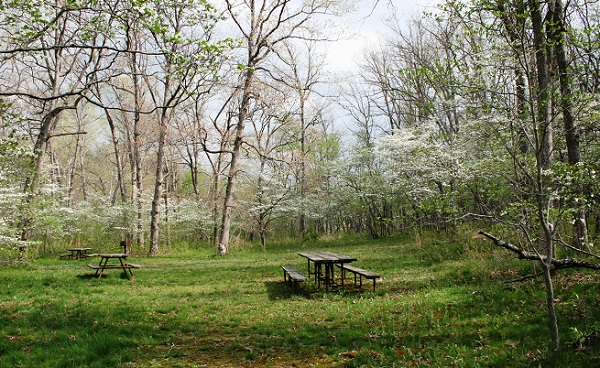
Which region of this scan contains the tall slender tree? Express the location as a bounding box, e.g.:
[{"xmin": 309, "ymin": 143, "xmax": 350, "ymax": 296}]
[{"xmin": 217, "ymin": 0, "xmax": 342, "ymax": 255}]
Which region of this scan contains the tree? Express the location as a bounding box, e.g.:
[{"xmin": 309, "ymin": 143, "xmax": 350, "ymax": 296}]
[
  {"xmin": 217, "ymin": 0, "xmax": 342, "ymax": 255},
  {"xmin": 245, "ymin": 92, "xmax": 295, "ymax": 248},
  {"xmin": 0, "ymin": 0, "xmax": 117, "ymax": 241},
  {"xmin": 433, "ymin": 0, "xmax": 600, "ymax": 352},
  {"xmin": 135, "ymin": 0, "xmax": 230, "ymax": 256},
  {"xmin": 269, "ymin": 38, "xmax": 327, "ymax": 241}
]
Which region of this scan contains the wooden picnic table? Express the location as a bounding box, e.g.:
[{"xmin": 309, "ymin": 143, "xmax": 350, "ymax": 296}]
[
  {"xmin": 63, "ymin": 247, "xmax": 92, "ymax": 260},
  {"xmin": 87, "ymin": 253, "xmax": 140, "ymax": 280},
  {"xmin": 298, "ymin": 252, "xmax": 357, "ymax": 291}
]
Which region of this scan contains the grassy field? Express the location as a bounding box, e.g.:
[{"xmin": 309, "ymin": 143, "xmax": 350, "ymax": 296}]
[{"xmin": 1, "ymin": 232, "xmax": 599, "ymax": 367}]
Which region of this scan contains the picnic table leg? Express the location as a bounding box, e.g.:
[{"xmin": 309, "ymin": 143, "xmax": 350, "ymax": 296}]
[
  {"xmin": 316, "ymin": 263, "xmax": 321, "ymax": 288},
  {"xmin": 325, "ymin": 264, "xmax": 329, "ymax": 292},
  {"xmin": 97, "ymin": 258, "xmax": 108, "ymax": 278},
  {"xmin": 118, "ymin": 257, "xmax": 134, "ymax": 280},
  {"xmin": 326, "ymin": 263, "xmax": 334, "ymax": 292}
]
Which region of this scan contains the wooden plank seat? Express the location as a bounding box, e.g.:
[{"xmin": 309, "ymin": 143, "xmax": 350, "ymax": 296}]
[
  {"xmin": 87, "ymin": 263, "xmax": 141, "ymax": 270},
  {"xmin": 337, "ymin": 264, "xmax": 380, "ymax": 292},
  {"xmin": 87, "ymin": 262, "xmax": 141, "ymax": 279},
  {"xmin": 282, "ymin": 266, "xmax": 307, "ymax": 289}
]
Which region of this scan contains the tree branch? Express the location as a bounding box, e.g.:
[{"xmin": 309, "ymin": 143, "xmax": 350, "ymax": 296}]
[{"xmin": 477, "ymin": 230, "xmax": 600, "ymax": 270}]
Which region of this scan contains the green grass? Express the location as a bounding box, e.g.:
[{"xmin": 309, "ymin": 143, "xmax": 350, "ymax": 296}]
[{"xmin": 1, "ymin": 233, "xmax": 599, "ymax": 367}]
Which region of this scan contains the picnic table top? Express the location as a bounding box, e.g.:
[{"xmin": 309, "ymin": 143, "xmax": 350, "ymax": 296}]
[
  {"xmin": 97, "ymin": 253, "xmax": 128, "ymax": 258},
  {"xmin": 66, "ymin": 247, "xmax": 92, "ymax": 251},
  {"xmin": 298, "ymin": 251, "xmax": 357, "ymax": 263}
]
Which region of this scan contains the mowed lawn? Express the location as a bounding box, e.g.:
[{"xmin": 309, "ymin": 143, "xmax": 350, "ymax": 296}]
[{"xmin": 1, "ymin": 234, "xmax": 599, "ymax": 367}]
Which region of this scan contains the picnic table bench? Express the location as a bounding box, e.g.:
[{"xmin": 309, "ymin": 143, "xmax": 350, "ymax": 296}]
[
  {"xmin": 282, "ymin": 266, "xmax": 307, "ymax": 289},
  {"xmin": 337, "ymin": 264, "xmax": 380, "ymax": 292}
]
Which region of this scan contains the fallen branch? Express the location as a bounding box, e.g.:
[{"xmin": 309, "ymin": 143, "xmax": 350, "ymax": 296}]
[
  {"xmin": 504, "ymin": 270, "xmax": 545, "ymax": 283},
  {"xmin": 477, "ymin": 231, "xmax": 600, "ymax": 270}
]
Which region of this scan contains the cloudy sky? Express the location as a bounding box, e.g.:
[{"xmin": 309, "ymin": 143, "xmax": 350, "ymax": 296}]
[{"xmin": 325, "ymin": 0, "xmax": 439, "ymax": 72}]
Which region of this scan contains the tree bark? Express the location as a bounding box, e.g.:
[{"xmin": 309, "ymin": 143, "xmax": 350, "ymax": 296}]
[
  {"xmin": 530, "ymin": 0, "xmax": 554, "ymax": 171},
  {"xmin": 218, "ymin": 68, "xmax": 254, "ymax": 256},
  {"xmin": 149, "ymin": 108, "xmax": 170, "ymax": 256},
  {"xmin": 547, "ymin": 0, "xmax": 588, "ymax": 251},
  {"xmin": 105, "ymin": 108, "xmax": 127, "ymax": 204}
]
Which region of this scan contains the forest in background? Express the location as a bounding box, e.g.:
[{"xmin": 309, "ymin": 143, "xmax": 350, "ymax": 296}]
[
  {"xmin": 0, "ymin": 0, "xmax": 598, "ymax": 256},
  {"xmin": 1, "ymin": 0, "xmax": 600, "ymax": 353}
]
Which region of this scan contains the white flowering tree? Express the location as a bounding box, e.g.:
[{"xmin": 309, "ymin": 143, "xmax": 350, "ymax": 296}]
[
  {"xmin": 437, "ymin": 0, "xmax": 600, "ymax": 352},
  {"xmin": 378, "ymin": 121, "xmax": 471, "ymax": 229}
]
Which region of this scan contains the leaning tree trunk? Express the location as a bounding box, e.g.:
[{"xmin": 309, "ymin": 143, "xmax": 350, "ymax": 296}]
[
  {"xmin": 20, "ymin": 105, "xmax": 66, "ymax": 241},
  {"xmin": 217, "ymin": 68, "xmax": 254, "ymax": 256}
]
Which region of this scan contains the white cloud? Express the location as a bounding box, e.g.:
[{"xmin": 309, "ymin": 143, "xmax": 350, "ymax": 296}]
[{"xmin": 324, "ymin": 0, "xmax": 437, "ymax": 72}]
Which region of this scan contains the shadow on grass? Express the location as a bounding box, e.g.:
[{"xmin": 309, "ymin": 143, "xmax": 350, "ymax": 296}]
[
  {"xmin": 264, "ymin": 281, "xmax": 310, "ymax": 300},
  {"xmin": 75, "ymin": 272, "xmax": 133, "ymax": 280}
]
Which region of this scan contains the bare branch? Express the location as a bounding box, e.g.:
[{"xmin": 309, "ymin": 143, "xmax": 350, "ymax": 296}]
[{"xmin": 478, "ymin": 231, "xmax": 600, "ymax": 270}]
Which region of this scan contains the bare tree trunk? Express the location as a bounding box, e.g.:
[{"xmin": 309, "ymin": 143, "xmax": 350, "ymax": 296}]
[
  {"xmin": 163, "ymin": 172, "xmax": 171, "ymax": 249},
  {"xmin": 218, "ymin": 69, "xmax": 254, "ymax": 255},
  {"xmin": 124, "ymin": 26, "xmax": 146, "ymax": 252},
  {"xmin": 530, "ymin": 0, "xmax": 559, "ymax": 352},
  {"xmin": 149, "ymin": 111, "xmax": 170, "ymax": 256},
  {"xmin": 210, "ymin": 162, "xmax": 222, "ymax": 247},
  {"xmin": 530, "ymin": 0, "xmax": 553, "ymax": 170},
  {"xmin": 67, "ymin": 123, "xmax": 83, "ymax": 207},
  {"xmin": 105, "ymin": 108, "xmax": 128, "ymax": 204},
  {"xmin": 542, "ymin": 258, "xmax": 560, "ymax": 352},
  {"xmin": 547, "ymin": 0, "xmax": 588, "ymax": 251},
  {"xmin": 205, "ymin": 115, "xmax": 229, "ymax": 248},
  {"xmin": 21, "ymin": 106, "xmax": 64, "ymax": 240},
  {"xmin": 299, "ymin": 95, "xmax": 308, "ymax": 242}
]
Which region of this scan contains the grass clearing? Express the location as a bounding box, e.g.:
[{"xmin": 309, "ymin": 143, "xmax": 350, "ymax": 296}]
[{"xmin": 1, "ymin": 233, "xmax": 599, "ymax": 367}]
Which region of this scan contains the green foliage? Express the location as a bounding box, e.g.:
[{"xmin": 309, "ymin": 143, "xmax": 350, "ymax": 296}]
[{"xmin": 550, "ymin": 161, "xmax": 599, "ymax": 211}]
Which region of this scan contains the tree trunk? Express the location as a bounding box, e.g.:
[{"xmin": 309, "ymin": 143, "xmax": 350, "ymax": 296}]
[
  {"xmin": 105, "ymin": 108, "xmax": 127, "ymax": 204},
  {"xmin": 218, "ymin": 69, "xmax": 254, "ymax": 256},
  {"xmin": 542, "ymin": 260, "xmax": 560, "ymax": 353},
  {"xmin": 149, "ymin": 110, "xmax": 170, "ymax": 256},
  {"xmin": 126, "ymin": 29, "xmax": 145, "ymax": 252},
  {"xmin": 299, "ymin": 95, "xmax": 307, "ymax": 242},
  {"xmin": 20, "ymin": 106, "xmax": 66, "ymax": 240},
  {"xmin": 547, "ymin": 0, "xmax": 588, "ymax": 251},
  {"xmin": 530, "ymin": 0, "xmax": 559, "ymax": 351},
  {"xmin": 530, "ymin": 0, "xmax": 553, "ymax": 170},
  {"xmin": 67, "ymin": 123, "xmax": 83, "ymax": 207}
]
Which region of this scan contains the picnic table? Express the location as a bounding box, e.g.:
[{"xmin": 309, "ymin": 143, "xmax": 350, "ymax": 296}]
[
  {"xmin": 298, "ymin": 252, "xmax": 357, "ymax": 291},
  {"xmin": 87, "ymin": 253, "xmax": 140, "ymax": 280},
  {"xmin": 62, "ymin": 247, "xmax": 92, "ymax": 260}
]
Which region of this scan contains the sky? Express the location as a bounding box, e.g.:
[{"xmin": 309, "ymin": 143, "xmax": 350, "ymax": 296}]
[{"xmin": 325, "ymin": 0, "xmax": 439, "ymax": 72}]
